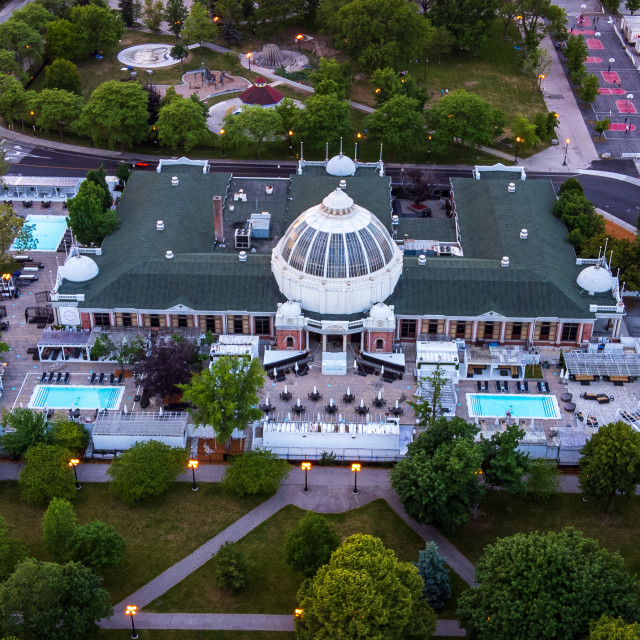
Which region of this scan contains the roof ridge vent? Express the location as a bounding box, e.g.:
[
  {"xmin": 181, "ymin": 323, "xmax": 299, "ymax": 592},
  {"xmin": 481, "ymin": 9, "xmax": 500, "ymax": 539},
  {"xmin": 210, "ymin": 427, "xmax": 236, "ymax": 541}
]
[
  {"xmin": 501, "ymin": 256, "xmax": 510, "ymax": 267},
  {"xmin": 166, "ymin": 250, "xmax": 174, "ymax": 260},
  {"xmin": 508, "ymin": 182, "xmax": 516, "ymax": 192},
  {"xmin": 520, "ymin": 228, "xmax": 528, "ymax": 239},
  {"xmin": 239, "ymin": 251, "xmax": 247, "ymax": 262},
  {"xmin": 171, "ymin": 176, "xmax": 179, "ymax": 187},
  {"xmin": 157, "ymin": 220, "xmax": 164, "ymax": 231},
  {"xmin": 418, "ymin": 254, "xmax": 427, "ymax": 266}
]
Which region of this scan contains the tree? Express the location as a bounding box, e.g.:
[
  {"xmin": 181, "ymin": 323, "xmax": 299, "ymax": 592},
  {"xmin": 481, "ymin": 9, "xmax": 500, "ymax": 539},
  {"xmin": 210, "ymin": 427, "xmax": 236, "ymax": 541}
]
[
  {"xmin": 525, "ymin": 457, "xmax": 561, "ymax": 500},
  {"xmin": 169, "ymin": 43, "xmax": 189, "ymax": 69},
  {"xmin": 580, "ymin": 233, "xmax": 640, "ymax": 292},
  {"xmin": 142, "ymin": 0, "xmax": 164, "ymax": 31},
  {"xmin": 118, "ymin": 0, "xmax": 136, "ymax": 26},
  {"xmin": 579, "ymin": 421, "xmax": 640, "ymax": 514},
  {"xmin": 223, "ymin": 449, "xmax": 290, "ymax": 496},
  {"xmin": 12, "ymin": 3, "xmax": 57, "ymax": 34},
  {"xmin": 274, "ymin": 97, "xmax": 300, "ymax": 136},
  {"xmin": 428, "ymin": 90, "xmax": 504, "ymax": 152},
  {"xmin": 85, "ymin": 165, "xmax": 112, "ymax": 211},
  {"xmin": 179, "ymin": 355, "xmax": 265, "ymax": 442},
  {"xmin": 456, "ymin": 528, "xmax": 640, "ymax": 640},
  {"xmin": 91, "ymin": 333, "xmax": 144, "ymax": 371},
  {"xmin": 44, "ymin": 59, "xmax": 82, "ymax": 95},
  {"xmin": 45, "ymin": 20, "xmax": 84, "ymax": 61},
  {"xmin": 116, "ymin": 162, "xmax": 132, "ymax": 184},
  {"xmin": 19, "ymin": 443, "xmax": 76, "ymax": 504},
  {"xmin": 430, "ymin": 0, "xmax": 497, "ymax": 50},
  {"xmin": 30, "ymin": 88, "xmax": 83, "ymax": 141},
  {"xmin": 46, "ymin": 416, "xmax": 90, "ymax": 453},
  {"xmin": 0, "ymin": 203, "xmax": 38, "ymax": 257},
  {"xmin": 221, "ymin": 105, "xmax": 283, "ymax": 158},
  {"xmin": 0, "ymin": 20, "xmax": 42, "ymax": 64},
  {"xmin": 0, "ymin": 558, "xmax": 112, "ymax": 640},
  {"xmin": 293, "ymin": 93, "xmax": 350, "ymax": 150},
  {"xmin": 296, "ymin": 534, "xmax": 437, "ymax": 640},
  {"xmin": 78, "ymin": 80, "xmax": 149, "ymax": 149},
  {"xmin": 480, "ymin": 423, "xmax": 530, "ymax": 494},
  {"xmin": 370, "ymin": 67, "xmax": 403, "ymax": 105},
  {"xmin": 511, "ymin": 114, "xmax": 540, "ymax": 148},
  {"xmin": 595, "ymin": 116, "xmax": 611, "ymax": 139},
  {"xmin": 0, "ymin": 74, "xmax": 26, "ymax": 127},
  {"xmin": 70, "ymin": 5, "xmax": 124, "ymax": 56},
  {"xmin": 215, "ymin": 541, "xmax": 251, "ymax": 590},
  {"xmin": 183, "ymin": 2, "xmax": 218, "ymax": 45},
  {"xmin": 42, "ymin": 497, "xmax": 77, "ymax": 561},
  {"xmin": 557, "ymin": 176, "xmax": 583, "ymax": 195},
  {"xmin": 588, "ymin": 615, "xmax": 640, "ymax": 640},
  {"xmin": 0, "ymin": 515, "xmax": 27, "ymax": 581},
  {"xmin": 136, "ymin": 336, "xmax": 198, "ymax": 400},
  {"xmin": 565, "ymin": 34, "xmax": 588, "ymax": 76},
  {"xmin": 579, "ymin": 73, "xmax": 600, "ymax": 103},
  {"xmin": 627, "ymin": 0, "xmax": 640, "ymax": 12},
  {"xmin": 402, "ymin": 167, "xmax": 445, "ymax": 204},
  {"xmin": 68, "ymin": 520, "xmax": 126, "ymax": 572},
  {"xmin": 0, "ymin": 50, "xmax": 23, "ymax": 79},
  {"xmin": 519, "ymin": 0, "xmax": 567, "ymax": 54},
  {"xmin": 164, "ymin": 0, "xmax": 188, "ymax": 37},
  {"xmin": 38, "ymin": 0, "xmax": 75, "ymax": 20},
  {"xmin": 552, "ymin": 190, "xmax": 604, "ymax": 250},
  {"xmin": 67, "ymin": 180, "xmax": 119, "ymax": 245},
  {"xmin": 0, "ymin": 408, "xmax": 48, "ymax": 458},
  {"xmin": 285, "ymin": 512, "xmax": 340, "ymax": 577},
  {"xmin": 107, "ymin": 440, "xmax": 189, "ymax": 505},
  {"xmin": 157, "ymin": 95, "xmax": 209, "ymax": 150},
  {"xmin": 497, "ymin": 0, "xmax": 520, "ymax": 36},
  {"xmin": 425, "ymin": 25, "xmax": 454, "ymax": 64},
  {"xmin": 410, "ymin": 366, "xmax": 449, "ymax": 428},
  {"xmin": 314, "ymin": 57, "xmax": 350, "ymax": 99},
  {"xmin": 415, "ymin": 541, "xmax": 451, "ymax": 610}
]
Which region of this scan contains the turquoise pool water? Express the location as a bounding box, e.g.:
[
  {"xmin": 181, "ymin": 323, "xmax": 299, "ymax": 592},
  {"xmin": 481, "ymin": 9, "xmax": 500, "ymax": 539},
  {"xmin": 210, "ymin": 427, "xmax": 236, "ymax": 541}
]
[
  {"xmin": 28, "ymin": 385, "xmax": 124, "ymax": 410},
  {"xmin": 12, "ymin": 215, "xmax": 67, "ymax": 251},
  {"xmin": 467, "ymin": 394, "xmax": 560, "ymax": 419}
]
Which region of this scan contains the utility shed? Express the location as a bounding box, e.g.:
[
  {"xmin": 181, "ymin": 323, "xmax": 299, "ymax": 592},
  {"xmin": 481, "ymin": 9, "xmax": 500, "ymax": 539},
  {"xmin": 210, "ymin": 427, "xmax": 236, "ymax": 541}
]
[{"xmin": 92, "ymin": 411, "xmax": 188, "ymax": 450}]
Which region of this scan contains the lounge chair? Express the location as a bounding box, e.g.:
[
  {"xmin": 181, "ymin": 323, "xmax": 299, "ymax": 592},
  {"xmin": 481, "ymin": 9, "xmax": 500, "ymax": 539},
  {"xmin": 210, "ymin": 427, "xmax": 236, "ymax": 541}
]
[
  {"xmin": 89, "ymin": 372, "xmax": 97, "ymax": 384},
  {"xmin": 504, "ymin": 382, "xmax": 509, "ymax": 392},
  {"xmin": 537, "ymin": 381, "xmax": 543, "ymax": 393},
  {"xmin": 477, "ymin": 381, "xmax": 482, "ymax": 392},
  {"xmin": 38, "ymin": 371, "xmax": 46, "ymax": 383},
  {"xmin": 523, "ymin": 381, "xmax": 529, "ymax": 392},
  {"xmin": 63, "ymin": 372, "xmax": 70, "ymax": 383},
  {"xmin": 496, "ymin": 381, "xmax": 501, "ymax": 392},
  {"xmin": 42, "ymin": 372, "xmax": 51, "ymax": 383},
  {"xmin": 516, "ymin": 381, "xmax": 522, "ymax": 393},
  {"xmin": 117, "ymin": 372, "xmax": 123, "ymax": 384},
  {"xmin": 56, "ymin": 372, "xmax": 62, "ymax": 383},
  {"xmin": 98, "ymin": 372, "xmax": 104, "ymax": 384},
  {"xmin": 543, "ymin": 382, "xmax": 550, "ymax": 393},
  {"xmin": 109, "ymin": 373, "xmax": 115, "ymax": 384}
]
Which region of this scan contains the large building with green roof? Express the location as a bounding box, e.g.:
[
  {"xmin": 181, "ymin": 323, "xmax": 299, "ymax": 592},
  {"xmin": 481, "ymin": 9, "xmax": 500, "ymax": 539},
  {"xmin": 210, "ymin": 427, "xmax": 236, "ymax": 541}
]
[{"xmin": 51, "ymin": 157, "xmax": 625, "ymax": 370}]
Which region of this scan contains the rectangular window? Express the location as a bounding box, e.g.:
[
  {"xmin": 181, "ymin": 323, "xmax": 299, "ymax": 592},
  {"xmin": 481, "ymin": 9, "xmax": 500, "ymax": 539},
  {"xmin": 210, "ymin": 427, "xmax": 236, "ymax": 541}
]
[
  {"xmin": 483, "ymin": 322, "xmax": 494, "ymax": 339},
  {"xmin": 400, "ymin": 319, "xmax": 416, "ymax": 338},
  {"xmin": 428, "ymin": 320, "xmax": 439, "ymax": 334},
  {"xmin": 511, "ymin": 322, "xmax": 522, "ymax": 339},
  {"xmin": 455, "ymin": 321, "xmax": 467, "ymax": 339},
  {"xmin": 233, "ymin": 317, "xmax": 244, "ymax": 334},
  {"xmin": 539, "ymin": 322, "xmax": 551, "ymax": 340},
  {"xmin": 254, "ymin": 316, "xmax": 270, "ymax": 335},
  {"xmin": 121, "ymin": 313, "xmax": 132, "ymax": 327},
  {"xmin": 149, "ymin": 314, "xmax": 160, "ymax": 328},
  {"xmin": 562, "ymin": 323, "xmax": 579, "ymax": 342},
  {"xmin": 205, "ymin": 316, "xmax": 218, "ymax": 332},
  {"xmin": 177, "ymin": 315, "xmax": 188, "ymax": 328},
  {"xmin": 94, "ymin": 313, "xmax": 110, "ymax": 327}
]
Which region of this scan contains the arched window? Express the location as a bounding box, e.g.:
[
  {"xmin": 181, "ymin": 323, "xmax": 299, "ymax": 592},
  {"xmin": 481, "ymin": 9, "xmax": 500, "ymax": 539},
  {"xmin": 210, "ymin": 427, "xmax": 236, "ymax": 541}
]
[
  {"xmin": 286, "ymin": 336, "xmax": 294, "ymax": 349},
  {"xmin": 375, "ymin": 338, "xmax": 384, "ymax": 351}
]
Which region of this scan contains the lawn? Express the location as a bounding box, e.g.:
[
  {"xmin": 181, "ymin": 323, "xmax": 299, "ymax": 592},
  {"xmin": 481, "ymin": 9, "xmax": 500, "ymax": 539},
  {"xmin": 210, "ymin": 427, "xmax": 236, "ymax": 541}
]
[
  {"xmin": 0, "ymin": 481, "xmax": 265, "ymax": 604},
  {"xmin": 148, "ymin": 499, "xmax": 467, "ymax": 618},
  {"xmin": 525, "ymin": 364, "xmax": 543, "ymax": 379},
  {"xmin": 90, "ymin": 632, "xmax": 294, "ymax": 640}
]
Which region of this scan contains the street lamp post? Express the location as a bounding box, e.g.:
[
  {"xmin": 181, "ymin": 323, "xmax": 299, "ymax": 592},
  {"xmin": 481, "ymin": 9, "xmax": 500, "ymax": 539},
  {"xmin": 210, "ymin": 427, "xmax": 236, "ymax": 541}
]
[
  {"xmin": 537, "ymin": 74, "xmax": 545, "ymax": 92},
  {"xmin": 246, "ymin": 52, "xmax": 252, "ymax": 71},
  {"xmin": 563, "ymin": 137, "xmax": 570, "ymax": 166},
  {"xmin": 289, "ymin": 129, "xmax": 293, "ymax": 157},
  {"xmin": 351, "ymin": 462, "xmax": 361, "ymax": 494},
  {"xmin": 295, "ymin": 608, "xmax": 304, "ymax": 619},
  {"xmin": 428, "ymin": 134, "xmax": 432, "ymax": 162},
  {"xmin": 296, "ymin": 34, "xmax": 303, "ymax": 52},
  {"xmin": 188, "ymin": 459, "xmax": 199, "ymax": 491},
  {"xmin": 69, "ymin": 458, "xmax": 81, "ymax": 490},
  {"xmin": 30, "ymin": 110, "xmax": 36, "ymax": 137},
  {"xmin": 125, "ymin": 605, "xmax": 138, "ymax": 640},
  {"xmin": 301, "ymin": 461, "xmax": 311, "ymax": 493},
  {"xmin": 515, "ymin": 136, "xmax": 522, "ymax": 163},
  {"xmin": 220, "ymin": 128, "xmax": 225, "ymax": 157}
]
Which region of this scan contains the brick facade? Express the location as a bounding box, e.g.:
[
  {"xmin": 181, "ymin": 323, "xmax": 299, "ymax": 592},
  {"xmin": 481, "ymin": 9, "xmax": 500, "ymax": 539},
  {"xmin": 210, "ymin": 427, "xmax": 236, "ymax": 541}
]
[
  {"xmin": 581, "ymin": 323, "xmax": 593, "ymax": 343},
  {"xmin": 365, "ymin": 330, "xmax": 393, "ymax": 353},
  {"xmin": 276, "ymin": 329, "xmax": 305, "ymax": 350}
]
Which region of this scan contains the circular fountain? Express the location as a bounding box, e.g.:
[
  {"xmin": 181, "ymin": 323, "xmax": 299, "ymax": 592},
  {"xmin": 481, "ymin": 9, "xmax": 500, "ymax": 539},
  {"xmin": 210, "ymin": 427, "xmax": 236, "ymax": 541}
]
[{"xmin": 117, "ymin": 44, "xmax": 182, "ymax": 68}]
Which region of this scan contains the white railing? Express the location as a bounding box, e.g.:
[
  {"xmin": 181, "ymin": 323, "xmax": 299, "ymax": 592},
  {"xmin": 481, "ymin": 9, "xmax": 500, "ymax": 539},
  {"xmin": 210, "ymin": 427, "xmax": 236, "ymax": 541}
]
[
  {"xmin": 78, "ymin": 246, "xmax": 102, "ymax": 255},
  {"xmin": 50, "ymin": 293, "xmax": 84, "ymax": 302}
]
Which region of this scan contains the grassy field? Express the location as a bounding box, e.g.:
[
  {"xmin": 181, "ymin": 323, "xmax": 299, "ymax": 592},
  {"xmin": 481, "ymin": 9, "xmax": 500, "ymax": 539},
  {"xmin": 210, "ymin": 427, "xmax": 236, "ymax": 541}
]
[
  {"xmin": 90, "ymin": 631, "xmax": 295, "ymax": 640},
  {"xmin": 148, "ymin": 499, "xmax": 468, "ymax": 617},
  {"xmin": 0, "ymin": 481, "xmax": 265, "ymax": 604}
]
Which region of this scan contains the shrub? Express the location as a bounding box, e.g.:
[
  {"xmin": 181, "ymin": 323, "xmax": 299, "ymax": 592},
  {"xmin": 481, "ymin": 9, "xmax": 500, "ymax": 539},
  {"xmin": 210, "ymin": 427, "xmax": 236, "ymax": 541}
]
[{"xmin": 215, "ymin": 541, "xmax": 251, "ymax": 591}]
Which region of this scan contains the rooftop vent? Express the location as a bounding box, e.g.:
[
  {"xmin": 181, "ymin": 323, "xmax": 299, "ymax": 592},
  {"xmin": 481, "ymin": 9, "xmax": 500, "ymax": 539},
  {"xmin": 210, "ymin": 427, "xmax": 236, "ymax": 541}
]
[
  {"xmin": 156, "ymin": 220, "xmax": 164, "ymax": 231},
  {"xmin": 392, "ymin": 215, "xmax": 399, "ymax": 226},
  {"xmin": 166, "ymin": 250, "xmax": 174, "ymax": 260},
  {"xmin": 520, "ymin": 228, "xmax": 528, "ymax": 239},
  {"xmin": 508, "ymin": 182, "xmax": 516, "ymax": 192},
  {"xmin": 418, "ymin": 254, "xmax": 427, "ymax": 266},
  {"xmin": 339, "ymin": 179, "xmax": 347, "ymax": 189},
  {"xmin": 501, "ymin": 256, "xmax": 510, "ymax": 267},
  {"xmin": 171, "ymin": 176, "xmax": 179, "ymax": 187},
  {"xmin": 239, "ymin": 251, "xmax": 247, "ymax": 262}
]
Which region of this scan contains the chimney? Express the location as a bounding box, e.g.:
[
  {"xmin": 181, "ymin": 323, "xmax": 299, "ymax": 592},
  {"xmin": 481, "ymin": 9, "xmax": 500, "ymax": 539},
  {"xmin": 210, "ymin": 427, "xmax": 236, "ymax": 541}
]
[{"xmin": 213, "ymin": 195, "xmax": 224, "ymax": 243}]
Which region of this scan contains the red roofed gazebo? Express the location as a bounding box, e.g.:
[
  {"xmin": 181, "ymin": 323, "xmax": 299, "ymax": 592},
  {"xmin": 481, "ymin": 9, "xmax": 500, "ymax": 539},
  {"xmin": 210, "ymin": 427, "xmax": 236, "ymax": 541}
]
[{"xmin": 238, "ymin": 76, "xmax": 284, "ymax": 106}]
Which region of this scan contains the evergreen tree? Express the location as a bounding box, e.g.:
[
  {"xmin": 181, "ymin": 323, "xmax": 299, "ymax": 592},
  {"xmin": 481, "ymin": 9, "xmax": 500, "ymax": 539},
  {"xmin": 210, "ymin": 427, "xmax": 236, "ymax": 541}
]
[
  {"xmin": 42, "ymin": 497, "xmax": 77, "ymax": 561},
  {"xmin": 415, "ymin": 541, "xmax": 451, "ymax": 610},
  {"xmin": 118, "ymin": 0, "xmax": 136, "ymax": 26}
]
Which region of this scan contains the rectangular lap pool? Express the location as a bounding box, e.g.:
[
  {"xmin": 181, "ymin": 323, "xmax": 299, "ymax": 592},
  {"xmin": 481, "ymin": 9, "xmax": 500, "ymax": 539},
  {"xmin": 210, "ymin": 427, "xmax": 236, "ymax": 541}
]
[
  {"xmin": 467, "ymin": 394, "xmax": 561, "ymax": 419},
  {"xmin": 28, "ymin": 385, "xmax": 124, "ymax": 410},
  {"xmin": 12, "ymin": 215, "xmax": 67, "ymax": 252}
]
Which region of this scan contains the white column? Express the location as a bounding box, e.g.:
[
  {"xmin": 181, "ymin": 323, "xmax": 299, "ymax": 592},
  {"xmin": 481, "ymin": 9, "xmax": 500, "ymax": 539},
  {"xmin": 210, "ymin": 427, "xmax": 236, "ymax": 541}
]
[
  {"xmin": 471, "ymin": 321, "xmax": 478, "ymax": 343},
  {"xmin": 342, "ymin": 334, "xmax": 347, "ymax": 352},
  {"xmin": 499, "ymin": 322, "xmax": 506, "ymax": 343},
  {"xmin": 322, "ymin": 334, "xmax": 327, "ymax": 351}
]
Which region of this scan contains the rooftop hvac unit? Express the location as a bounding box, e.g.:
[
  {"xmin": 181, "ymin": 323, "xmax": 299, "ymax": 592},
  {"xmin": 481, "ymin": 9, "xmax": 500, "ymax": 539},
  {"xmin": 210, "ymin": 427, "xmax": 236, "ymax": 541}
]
[
  {"xmin": 234, "ymin": 228, "xmax": 251, "ymax": 250},
  {"xmin": 249, "ymin": 212, "xmax": 271, "ymax": 238},
  {"xmin": 438, "ymin": 245, "xmax": 452, "ymax": 257}
]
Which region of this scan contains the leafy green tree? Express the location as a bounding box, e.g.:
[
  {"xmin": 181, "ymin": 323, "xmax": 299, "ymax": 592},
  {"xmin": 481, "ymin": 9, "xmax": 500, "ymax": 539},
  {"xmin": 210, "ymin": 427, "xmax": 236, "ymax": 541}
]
[
  {"xmin": 0, "ymin": 408, "xmax": 48, "ymax": 458},
  {"xmin": 580, "ymin": 233, "xmax": 640, "ymax": 292},
  {"xmin": 557, "ymin": 176, "xmax": 583, "ymax": 195},
  {"xmin": 595, "ymin": 116, "xmax": 611, "ymax": 139},
  {"xmin": 142, "ymin": 0, "xmax": 164, "ymax": 31},
  {"xmin": 68, "ymin": 520, "xmax": 126, "ymax": 572},
  {"xmin": 179, "ymin": 355, "xmax": 265, "ymax": 442},
  {"xmin": 85, "ymin": 165, "xmax": 113, "ymax": 211},
  {"xmin": 164, "ymin": 0, "xmax": 188, "ymax": 37},
  {"xmin": 333, "ymin": 0, "xmax": 432, "ymax": 72},
  {"xmin": 46, "ymin": 417, "xmax": 89, "ymax": 454},
  {"xmin": 70, "ymin": 4, "xmax": 124, "ymax": 56},
  {"xmin": 415, "ymin": 541, "xmax": 451, "ymax": 610},
  {"xmin": 0, "ymin": 558, "xmax": 112, "ymax": 640},
  {"xmin": 67, "ymin": 180, "xmax": 119, "ymax": 244},
  {"xmin": 12, "ymin": 3, "xmax": 56, "ymax": 34},
  {"xmin": 0, "ymin": 203, "xmax": 37, "ymax": 257},
  {"xmin": 293, "ymin": 92, "xmax": 350, "ymax": 150},
  {"xmin": 221, "ymin": 105, "xmax": 283, "ymax": 158},
  {"xmin": 430, "ymin": 0, "xmax": 497, "ymax": 50},
  {"xmin": 157, "ymin": 95, "xmax": 209, "ymax": 150},
  {"xmin": 626, "ymin": 0, "xmax": 640, "ymax": 13},
  {"xmin": 0, "ymin": 20, "xmax": 42, "ymax": 64},
  {"xmin": 19, "ymin": 443, "xmax": 76, "ymax": 504},
  {"xmin": 78, "ymin": 80, "xmax": 149, "ymax": 149},
  {"xmin": 118, "ymin": 0, "xmax": 136, "ymax": 27},
  {"xmin": 183, "ymin": 2, "xmax": 218, "ymax": 45},
  {"xmin": 0, "ymin": 74, "xmax": 27, "ymax": 127},
  {"xmin": 0, "ymin": 50, "xmax": 23, "ymax": 80},
  {"xmin": 366, "ymin": 95, "xmax": 426, "ymax": 155},
  {"xmin": 519, "ymin": 0, "xmax": 566, "ymax": 53},
  {"xmin": 411, "ymin": 369, "xmax": 457, "ymax": 432},
  {"xmin": 511, "ymin": 114, "xmax": 540, "ymax": 148},
  {"xmin": 38, "ymin": 0, "xmax": 75, "ymax": 19},
  {"xmin": 91, "ymin": 333, "xmax": 144, "ymax": 371},
  {"xmin": 552, "ymin": 190, "xmax": 604, "ymax": 250},
  {"xmin": 0, "ymin": 515, "xmax": 28, "ymax": 581},
  {"xmin": 284, "ymin": 512, "xmax": 340, "ymax": 577},
  {"xmin": 579, "ymin": 421, "xmax": 640, "ymax": 514},
  {"xmin": 428, "ymin": 89, "xmax": 504, "ymax": 152},
  {"xmin": 44, "ymin": 59, "xmax": 82, "ymax": 95},
  {"xmin": 216, "ymin": 541, "xmax": 252, "ymax": 590},
  {"xmin": 45, "ymin": 20, "xmax": 84, "ymax": 61},
  {"xmin": 425, "ymin": 25, "xmax": 454, "ymax": 64},
  {"xmin": 42, "ymin": 497, "xmax": 77, "ymax": 561},
  {"xmin": 169, "ymin": 43, "xmax": 189, "ymax": 69},
  {"xmin": 410, "ymin": 416, "xmax": 479, "ymax": 457},
  {"xmin": 296, "ymin": 534, "xmax": 437, "ymax": 640},
  {"xmin": 456, "ymin": 528, "xmax": 640, "ymax": 640},
  {"xmin": 480, "ymin": 423, "xmax": 530, "ymax": 493},
  {"xmin": 223, "ymin": 449, "xmax": 290, "ymax": 496},
  {"xmin": 588, "ymin": 615, "xmax": 640, "ymax": 639},
  {"xmin": 107, "ymin": 440, "xmax": 189, "ymax": 505},
  {"xmin": 314, "ymin": 57, "xmax": 350, "ymax": 99},
  {"xmin": 116, "ymin": 162, "xmax": 131, "ymax": 184},
  {"xmin": 370, "ymin": 67, "xmax": 403, "ymax": 105},
  {"xmin": 579, "ymin": 73, "xmax": 600, "ymax": 103},
  {"xmin": 30, "ymin": 88, "xmax": 83, "ymax": 141},
  {"xmin": 274, "ymin": 97, "xmax": 300, "ymax": 136},
  {"xmin": 525, "ymin": 458, "xmax": 561, "ymax": 500},
  {"xmin": 565, "ymin": 34, "xmax": 588, "ymax": 76}
]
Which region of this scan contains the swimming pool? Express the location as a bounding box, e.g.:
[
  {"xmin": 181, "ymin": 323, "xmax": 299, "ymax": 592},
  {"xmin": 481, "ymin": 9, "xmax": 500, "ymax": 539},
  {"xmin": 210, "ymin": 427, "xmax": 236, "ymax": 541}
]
[
  {"xmin": 28, "ymin": 385, "xmax": 124, "ymax": 410},
  {"xmin": 12, "ymin": 215, "xmax": 68, "ymax": 252},
  {"xmin": 467, "ymin": 394, "xmax": 561, "ymax": 419}
]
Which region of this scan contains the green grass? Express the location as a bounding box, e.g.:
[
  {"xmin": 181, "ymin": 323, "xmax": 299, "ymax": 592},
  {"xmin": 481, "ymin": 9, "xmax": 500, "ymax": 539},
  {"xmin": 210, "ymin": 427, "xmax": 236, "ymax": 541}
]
[
  {"xmin": 89, "ymin": 632, "xmax": 295, "ymax": 640},
  {"xmin": 525, "ymin": 364, "xmax": 543, "ymax": 379},
  {"xmin": 148, "ymin": 499, "xmax": 467, "ymax": 618},
  {"xmin": 0, "ymin": 481, "xmax": 265, "ymax": 604}
]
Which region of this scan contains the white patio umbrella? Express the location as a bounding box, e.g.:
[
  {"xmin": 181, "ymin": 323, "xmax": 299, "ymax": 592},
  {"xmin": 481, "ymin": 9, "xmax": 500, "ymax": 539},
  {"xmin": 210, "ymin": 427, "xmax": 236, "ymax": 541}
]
[
  {"xmin": 330, "ymin": 398, "xmax": 334, "ymax": 406},
  {"xmin": 353, "ymin": 360, "xmax": 358, "ymax": 371},
  {"xmin": 317, "ymin": 412, "xmax": 322, "ymax": 421},
  {"xmin": 377, "ymin": 390, "xmax": 382, "ymax": 400},
  {"xmin": 284, "ymin": 384, "xmax": 288, "ymax": 395},
  {"xmin": 360, "ymin": 398, "xmax": 365, "ymax": 408},
  {"xmin": 297, "ymin": 397, "xmax": 301, "ymax": 407},
  {"xmin": 265, "ymin": 395, "xmax": 270, "ymax": 406},
  {"xmin": 380, "ymin": 366, "xmax": 385, "ymax": 376},
  {"xmin": 123, "ymin": 404, "xmax": 128, "ymax": 414},
  {"xmin": 294, "ymin": 362, "xmax": 299, "ymax": 372},
  {"xmin": 159, "ymin": 406, "xmax": 163, "ymax": 415},
  {"xmin": 347, "ymin": 386, "xmax": 351, "ymax": 396},
  {"xmin": 395, "ymin": 399, "xmax": 399, "ymax": 409},
  {"xmin": 313, "ymin": 385, "xmax": 318, "ymax": 394}
]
